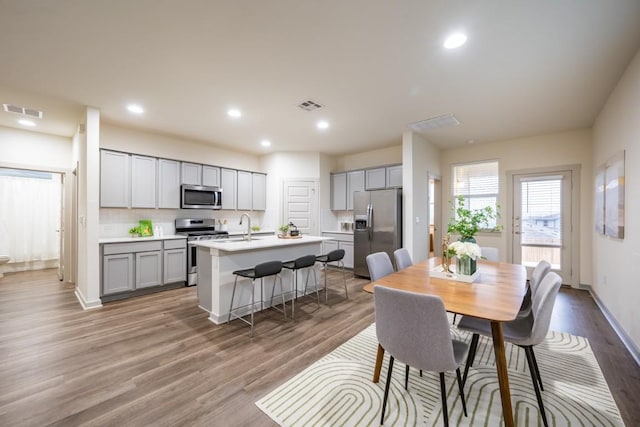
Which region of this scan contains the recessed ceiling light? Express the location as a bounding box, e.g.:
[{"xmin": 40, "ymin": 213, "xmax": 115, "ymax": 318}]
[
  {"xmin": 18, "ymin": 119, "xmax": 36, "ymax": 127},
  {"xmin": 444, "ymin": 33, "xmax": 467, "ymax": 49},
  {"xmin": 316, "ymin": 120, "xmax": 329, "ymax": 130},
  {"xmin": 227, "ymin": 108, "xmax": 242, "ymax": 118},
  {"xmin": 261, "ymin": 139, "xmax": 271, "ymax": 147},
  {"xmin": 467, "ymin": 139, "xmax": 476, "ymax": 144},
  {"xmin": 127, "ymin": 104, "xmax": 144, "ymax": 114}
]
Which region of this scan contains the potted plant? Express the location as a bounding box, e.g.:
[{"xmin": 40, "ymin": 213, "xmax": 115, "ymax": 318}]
[
  {"xmin": 128, "ymin": 226, "xmax": 141, "ymax": 238},
  {"xmin": 278, "ymin": 223, "xmax": 290, "ymax": 237},
  {"xmin": 447, "ymin": 195, "xmax": 501, "ymax": 242}
]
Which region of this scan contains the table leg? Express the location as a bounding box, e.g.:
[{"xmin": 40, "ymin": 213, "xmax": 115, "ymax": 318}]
[
  {"xmin": 373, "ymin": 343, "xmax": 384, "ymax": 383},
  {"xmin": 490, "ymin": 321, "xmax": 514, "ymax": 427}
]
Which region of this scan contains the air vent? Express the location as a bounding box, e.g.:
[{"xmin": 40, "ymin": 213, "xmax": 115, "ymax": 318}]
[
  {"xmin": 2, "ymin": 103, "xmax": 43, "ymax": 119},
  {"xmin": 297, "ymin": 99, "xmax": 323, "ymax": 111},
  {"xmin": 408, "ymin": 113, "xmax": 459, "ymax": 131}
]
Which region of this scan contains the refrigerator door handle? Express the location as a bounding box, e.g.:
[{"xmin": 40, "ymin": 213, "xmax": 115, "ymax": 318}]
[{"xmin": 367, "ymin": 204, "xmax": 373, "ymax": 240}]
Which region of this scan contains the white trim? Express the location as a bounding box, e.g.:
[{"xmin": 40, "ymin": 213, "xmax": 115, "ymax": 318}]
[
  {"xmin": 587, "ymin": 285, "xmax": 640, "ymax": 367},
  {"xmin": 74, "ymin": 286, "xmax": 103, "ymax": 310}
]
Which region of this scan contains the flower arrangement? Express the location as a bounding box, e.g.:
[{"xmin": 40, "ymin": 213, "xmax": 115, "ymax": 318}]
[
  {"xmin": 447, "ymin": 195, "xmax": 501, "ymax": 241},
  {"xmin": 449, "ymin": 241, "xmax": 482, "ymax": 260}
]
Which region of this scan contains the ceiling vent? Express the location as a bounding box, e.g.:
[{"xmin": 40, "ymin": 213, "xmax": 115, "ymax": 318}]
[
  {"xmin": 408, "ymin": 113, "xmax": 459, "ymax": 131},
  {"xmin": 297, "ymin": 99, "xmax": 323, "ymax": 111},
  {"xmin": 3, "ymin": 103, "xmax": 43, "ymax": 119}
]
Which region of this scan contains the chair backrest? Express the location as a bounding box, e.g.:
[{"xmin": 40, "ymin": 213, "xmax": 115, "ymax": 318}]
[
  {"xmin": 527, "ymin": 271, "xmax": 562, "ymax": 346},
  {"xmin": 375, "ymin": 286, "xmax": 457, "ymax": 372},
  {"xmin": 530, "ymin": 260, "xmax": 552, "ymax": 294},
  {"xmin": 292, "ymin": 254, "xmax": 317, "ymax": 269},
  {"xmin": 480, "ymin": 246, "xmax": 499, "ymax": 262},
  {"xmin": 326, "ymin": 249, "xmax": 345, "ymax": 262},
  {"xmin": 393, "ymin": 248, "xmax": 413, "ymax": 270},
  {"xmin": 254, "ymin": 260, "xmax": 283, "ymax": 278},
  {"xmin": 366, "ymin": 252, "xmax": 394, "ymax": 281}
]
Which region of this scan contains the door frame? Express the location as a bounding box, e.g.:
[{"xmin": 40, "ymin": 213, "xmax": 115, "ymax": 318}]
[
  {"xmin": 506, "ymin": 164, "xmax": 580, "ymax": 288},
  {"xmin": 282, "ymin": 178, "xmax": 319, "ymax": 236},
  {"xmin": 428, "ymin": 172, "xmax": 442, "ymax": 257}
]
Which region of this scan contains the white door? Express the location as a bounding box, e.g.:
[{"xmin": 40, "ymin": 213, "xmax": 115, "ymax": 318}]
[
  {"xmin": 283, "ymin": 180, "xmax": 318, "ymax": 236},
  {"xmin": 512, "ymin": 171, "xmax": 572, "ymax": 284}
]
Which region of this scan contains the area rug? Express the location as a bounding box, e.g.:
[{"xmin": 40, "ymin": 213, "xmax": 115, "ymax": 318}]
[{"xmin": 256, "ymin": 323, "xmax": 624, "ymax": 426}]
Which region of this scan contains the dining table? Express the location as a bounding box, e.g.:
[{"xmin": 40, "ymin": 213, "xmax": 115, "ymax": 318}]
[{"xmin": 363, "ymin": 257, "xmax": 527, "ymax": 427}]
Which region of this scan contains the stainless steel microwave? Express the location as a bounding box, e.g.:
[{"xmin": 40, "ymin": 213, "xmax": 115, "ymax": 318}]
[{"xmin": 181, "ymin": 185, "xmax": 222, "ymax": 209}]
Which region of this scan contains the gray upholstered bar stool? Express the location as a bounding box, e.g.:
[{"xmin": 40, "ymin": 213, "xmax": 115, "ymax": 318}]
[
  {"xmin": 282, "ymin": 254, "xmax": 319, "ymax": 319},
  {"xmin": 315, "ymin": 249, "xmax": 347, "ymax": 302},
  {"xmin": 228, "ymin": 260, "xmax": 285, "ymax": 337}
]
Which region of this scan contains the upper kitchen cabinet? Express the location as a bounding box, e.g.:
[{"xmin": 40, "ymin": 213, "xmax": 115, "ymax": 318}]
[
  {"xmin": 157, "ymin": 158, "xmax": 181, "ymax": 209},
  {"xmin": 220, "ymin": 168, "xmax": 237, "ymax": 210},
  {"xmin": 346, "ymin": 170, "xmax": 364, "ymax": 210},
  {"xmin": 202, "ymin": 165, "xmax": 220, "ymax": 187},
  {"xmin": 131, "ymin": 155, "xmax": 157, "ymax": 208},
  {"xmin": 252, "ymin": 173, "xmax": 267, "ymax": 211},
  {"xmin": 386, "ymin": 165, "xmax": 402, "ymax": 188},
  {"xmin": 100, "ymin": 150, "xmax": 130, "ymax": 208},
  {"xmin": 236, "ymin": 170, "xmax": 252, "ymax": 211},
  {"xmin": 181, "ymin": 162, "xmax": 202, "ymax": 185},
  {"xmin": 365, "ymin": 168, "xmax": 386, "ymax": 190},
  {"xmin": 331, "ymin": 172, "xmax": 347, "ymax": 211}
]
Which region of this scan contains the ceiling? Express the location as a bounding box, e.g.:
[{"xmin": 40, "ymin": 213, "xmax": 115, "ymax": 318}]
[{"xmin": 1, "ymin": 1, "xmax": 640, "ymax": 156}]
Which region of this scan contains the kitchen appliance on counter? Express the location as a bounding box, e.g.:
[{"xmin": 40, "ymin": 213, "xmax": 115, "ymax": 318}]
[
  {"xmin": 175, "ymin": 218, "xmax": 229, "ymax": 286},
  {"xmin": 181, "ymin": 184, "xmax": 222, "ymax": 209},
  {"xmin": 353, "ymin": 189, "xmax": 402, "ymax": 278}
]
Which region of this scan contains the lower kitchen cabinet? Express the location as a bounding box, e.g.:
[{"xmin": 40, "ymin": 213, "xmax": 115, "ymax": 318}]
[
  {"xmin": 163, "ymin": 240, "xmax": 187, "ymax": 284},
  {"xmin": 321, "ymin": 232, "xmax": 354, "ymax": 269},
  {"xmin": 135, "ymin": 251, "xmax": 162, "ymax": 288},
  {"xmin": 103, "ymin": 253, "xmax": 134, "ymax": 294}
]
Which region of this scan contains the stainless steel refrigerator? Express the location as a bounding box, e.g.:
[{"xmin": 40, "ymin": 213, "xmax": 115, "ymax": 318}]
[{"xmin": 353, "ymin": 189, "xmax": 402, "ymax": 277}]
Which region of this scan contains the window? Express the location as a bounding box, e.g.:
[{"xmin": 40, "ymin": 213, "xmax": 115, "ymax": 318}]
[{"xmin": 452, "ymin": 160, "xmax": 499, "ymax": 229}]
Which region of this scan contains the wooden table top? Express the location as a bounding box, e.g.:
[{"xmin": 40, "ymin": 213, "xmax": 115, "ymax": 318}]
[{"xmin": 363, "ymin": 257, "xmax": 527, "ymax": 322}]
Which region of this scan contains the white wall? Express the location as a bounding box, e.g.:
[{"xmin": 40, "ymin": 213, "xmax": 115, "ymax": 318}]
[
  {"xmin": 440, "ymin": 129, "xmax": 593, "ymax": 285},
  {"xmin": 592, "ymin": 48, "xmax": 640, "ymax": 354},
  {"xmin": 337, "ymin": 145, "xmax": 401, "ymax": 171},
  {"xmin": 402, "ymin": 131, "xmax": 440, "ymax": 263},
  {"xmin": 0, "ymin": 126, "xmax": 72, "ymax": 169}
]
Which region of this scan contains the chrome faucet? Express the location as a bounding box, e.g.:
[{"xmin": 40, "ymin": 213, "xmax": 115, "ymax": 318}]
[{"xmin": 239, "ymin": 213, "xmax": 252, "ymax": 241}]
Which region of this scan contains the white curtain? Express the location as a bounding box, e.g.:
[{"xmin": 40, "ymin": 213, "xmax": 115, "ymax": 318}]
[{"xmin": 0, "ymin": 171, "xmax": 61, "ymax": 269}]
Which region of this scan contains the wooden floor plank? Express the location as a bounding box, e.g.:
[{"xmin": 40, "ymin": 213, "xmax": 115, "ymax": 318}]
[{"xmin": 0, "ymin": 268, "xmax": 638, "ymax": 426}]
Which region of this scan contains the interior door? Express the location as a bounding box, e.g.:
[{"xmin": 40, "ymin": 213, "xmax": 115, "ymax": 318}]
[
  {"xmin": 512, "ymin": 171, "xmax": 572, "ymax": 284},
  {"xmin": 282, "ymin": 179, "xmax": 318, "ymax": 236},
  {"xmin": 58, "ymin": 173, "xmax": 65, "ymax": 281}
]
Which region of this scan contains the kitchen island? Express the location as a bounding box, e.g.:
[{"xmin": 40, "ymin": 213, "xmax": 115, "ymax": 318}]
[{"xmin": 192, "ymin": 235, "xmax": 329, "ymax": 324}]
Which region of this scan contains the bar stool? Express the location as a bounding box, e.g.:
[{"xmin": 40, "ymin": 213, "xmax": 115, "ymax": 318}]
[
  {"xmin": 228, "ymin": 260, "xmax": 285, "ymax": 337},
  {"xmin": 282, "ymin": 254, "xmax": 320, "ymax": 318},
  {"xmin": 315, "ymin": 249, "xmax": 348, "ymax": 302}
]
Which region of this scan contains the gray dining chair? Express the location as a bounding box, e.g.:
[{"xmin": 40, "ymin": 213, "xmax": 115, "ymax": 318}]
[
  {"xmin": 517, "ymin": 259, "xmax": 551, "ymax": 319},
  {"xmin": 480, "ymin": 246, "xmax": 499, "ymax": 262},
  {"xmin": 393, "ymin": 248, "xmax": 413, "ymax": 270},
  {"xmin": 366, "ymin": 252, "xmax": 395, "ymax": 281},
  {"xmin": 458, "ymin": 271, "xmax": 562, "ymax": 427},
  {"xmin": 375, "ymin": 286, "xmax": 468, "ymax": 426}
]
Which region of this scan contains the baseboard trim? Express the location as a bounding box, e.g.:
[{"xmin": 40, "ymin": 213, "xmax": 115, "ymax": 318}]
[
  {"xmin": 586, "ymin": 285, "xmax": 640, "ymax": 367},
  {"xmin": 74, "ymin": 287, "xmax": 103, "ymax": 310}
]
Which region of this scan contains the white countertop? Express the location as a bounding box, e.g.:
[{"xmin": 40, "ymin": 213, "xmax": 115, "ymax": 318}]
[
  {"xmin": 322, "ymin": 230, "xmax": 354, "ymax": 235},
  {"xmin": 191, "ymin": 234, "xmax": 329, "ymax": 252},
  {"xmin": 99, "ymin": 235, "xmax": 187, "ymax": 244}
]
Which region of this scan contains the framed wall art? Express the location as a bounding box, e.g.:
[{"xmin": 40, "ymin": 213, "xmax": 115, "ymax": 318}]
[{"xmin": 600, "ymin": 150, "xmax": 625, "ymax": 239}]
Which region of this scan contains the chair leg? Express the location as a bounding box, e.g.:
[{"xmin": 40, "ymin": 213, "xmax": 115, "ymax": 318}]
[
  {"xmin": 381, "ymin": 356, "xmax": 395, "ymax": 425},
  {"xmin": 439, "ymin": 372, "xmax": 449, "ymax": 427},
  {"xmin": 462, "ymin": 333, "xmax": 479, "ymax": 387},
  {"xmin": 404, "ymin": 364, "xmax": 410, "ymax": 390},
  {"xmin": 323, "ymin": 262, "xmax": 329, "ymax": 302},
  {"xmin": 528, "ymin": 345, "xmax": 544, "ymax": 391},
  {"xmin": 250, "ymin": 279, "xmax": 256, "ymax": 337},
  {"xmin": 455, "ymin": 368, "xmax": 468, "ymax": 417},
  {"xmin": 524, "ymin": 346, "xmax": 549, "ymax": 427},
  {"xmin": 452, "ymin": 313, "xmax": 457, "ymax": 324},
  {"xmin": 228, "ymin": 275, "xmax": 239, "ymax": 323},
  {"xmin": 279, "ymin": 275, "xmax": 286, "ymax": 319},
  {"xmin": 302, "ymin": 267, "xmax": 320, "ymax": 307},
  {"xmin": 269, "ymin": 274, "xmax": 287, "ymax": 319},
  {"xmin": 341, "ymin": 260, "xmax": 348, "ymax": 299}
]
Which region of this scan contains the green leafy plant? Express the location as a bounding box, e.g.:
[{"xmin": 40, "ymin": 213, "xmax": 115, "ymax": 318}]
[
  {"xmin": 128, "ymin": 226, "xmax": 141, "ymax": 236},
  {"xmin": 278, "ymin": 224, "xmax": 290, "ymax": 234},
  {"xmin": 447, "ymin": 195, "xmax": 501, "ymax": 240},
  {"xmin": 251, "ymin": 225, "xmax": 261, "ymax": 232}
]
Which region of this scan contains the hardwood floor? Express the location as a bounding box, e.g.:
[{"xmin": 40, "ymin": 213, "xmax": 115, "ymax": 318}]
[{"xmin": 0, "ymin": 269, "xmax": 638, "ymax": 426}]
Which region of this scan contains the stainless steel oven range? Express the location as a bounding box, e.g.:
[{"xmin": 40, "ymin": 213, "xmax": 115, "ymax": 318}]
[{"xmin": 175, "ymin": 218, "xmax": 228, "ymax": 286}]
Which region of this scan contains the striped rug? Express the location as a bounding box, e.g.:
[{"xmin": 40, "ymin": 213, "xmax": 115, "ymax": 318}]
[{"xmin": 256, "ymin": 323, "xmax": 624, "ymax": 426}]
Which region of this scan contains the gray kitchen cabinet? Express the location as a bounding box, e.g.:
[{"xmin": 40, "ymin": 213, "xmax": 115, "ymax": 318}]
[
  {"xmin": 365, "ymin": 168, "xmax": 386, "ymax": 190},
  {"xmin": 347, "ymin": 170, "xmax": 364, "ymax": 211},
  {"xmin": 386, "ymin": 165, "xmax": 403, "ymax": 188},
  {"xmin": 322, "ymin": 239, "xmax": 339, "ymax": 256},
  {"xmin": 252, "ymin": 173, "xmax": 266, "ymax": 210},
  {"xmin": 202, "ymin": 165, "xmax": 220, "ymax": 187},
  {"xmin": 157, "ymin": 158, "xmax": 181, "ymax": 209},
  {"xmin": 341, "ymin": 241, "xmax": 354, "ymax": 269},
  {"xmin": 181, "ymin": 162, "xmax": 202, "ymax": 185},
  {"xmin": 163, "ymin": 239, "xmax": 187, "ymax": 284},
  {"xmin": 236, "ymin": 170, "xmax": 252, "ymax": 210},
  {"xmin": 220, "ymin": 168, "xmax": 237, "ymax": 210},
  {"xmin": 321, "ymin": 232, "xmax": 354, "ymax": 269},
  {"xmin": 100, "ymin": 150, "xmax": 130, "ymax": 208},
  {"xmin": 131, "ymin": 155, "xmax": 157, "ymax": 208},
  {"xmin": 331, "ymin": 173, "xmax": 347, "ymax": 211},
  {"xmin": 102, "ymin": 253, "xmax": 134, "ymax": 294},
  {"xmin": 135, "ymin": 250, "xmax": 162, "ymax": 289}
]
